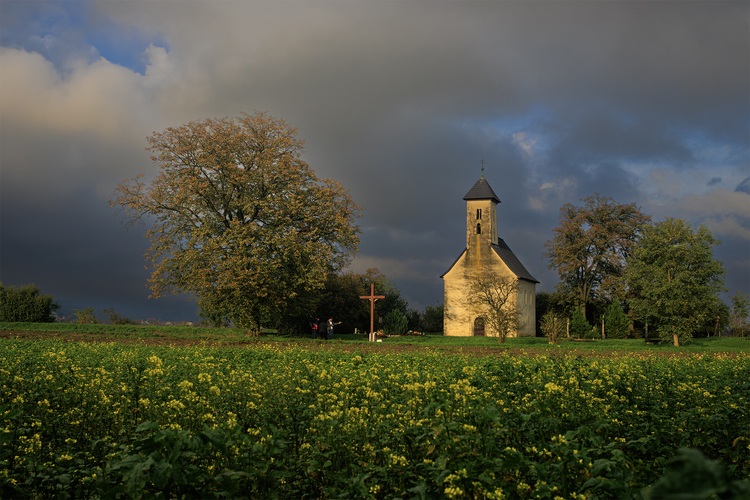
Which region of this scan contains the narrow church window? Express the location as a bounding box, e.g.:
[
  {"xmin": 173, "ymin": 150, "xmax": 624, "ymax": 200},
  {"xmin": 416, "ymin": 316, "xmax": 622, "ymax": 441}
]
[
  {"xmin": 476, "ymin": 209, "xmax": 482, "ymax": 220},
  {"xmin": 476, "ymin": 223, "xmax": 481, "ymax": 234}
]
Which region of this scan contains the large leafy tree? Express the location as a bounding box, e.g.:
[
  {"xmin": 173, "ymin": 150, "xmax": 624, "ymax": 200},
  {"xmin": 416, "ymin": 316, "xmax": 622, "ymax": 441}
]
[
  {"xmin": 624, "ymin": 218, "xmax": 726, "ymax": 346},
  {"xmin": 111, "ymin": 113, "xmax": 361, "ymax": 334},
  {"xmin": 544, "ymin": 193, "xmax": 651, "ymax": 318}
]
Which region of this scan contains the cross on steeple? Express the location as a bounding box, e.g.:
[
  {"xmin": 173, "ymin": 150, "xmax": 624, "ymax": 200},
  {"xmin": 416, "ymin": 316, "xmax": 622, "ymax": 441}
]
[{"xmin": 480, "ymin": 158, "xmax": 485, "ymax": 178}]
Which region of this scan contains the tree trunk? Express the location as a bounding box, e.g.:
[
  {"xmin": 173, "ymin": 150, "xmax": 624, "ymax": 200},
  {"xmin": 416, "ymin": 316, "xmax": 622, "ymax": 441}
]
[{"xmin": 673, "ymin": 333, "xmax": 679, "ymax": 347}]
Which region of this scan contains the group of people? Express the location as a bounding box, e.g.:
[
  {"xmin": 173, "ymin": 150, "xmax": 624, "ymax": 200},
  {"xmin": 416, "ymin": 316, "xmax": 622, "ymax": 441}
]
[{"xmin": 310, "ymin": 318, "xmax": 341, "ymax": 340}]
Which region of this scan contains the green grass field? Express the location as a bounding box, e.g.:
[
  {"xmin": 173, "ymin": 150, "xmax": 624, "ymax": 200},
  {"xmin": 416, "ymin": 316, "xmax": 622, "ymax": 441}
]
[{"xmin": 1, "ymin": 322, "xmax": 748, "ymax": 354}]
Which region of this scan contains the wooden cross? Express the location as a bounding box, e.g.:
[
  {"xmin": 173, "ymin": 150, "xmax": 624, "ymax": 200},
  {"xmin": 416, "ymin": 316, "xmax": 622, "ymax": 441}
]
[{"xmin": 360, "ymin": 283, "xmax": 385, "ymax": 342}]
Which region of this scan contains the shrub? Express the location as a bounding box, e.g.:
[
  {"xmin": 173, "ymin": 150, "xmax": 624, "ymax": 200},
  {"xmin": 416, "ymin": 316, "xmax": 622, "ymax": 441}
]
[
  {"xmin": 383, "ymin": 309, "xmax": 408, "ymax": 336},
  {"xmin": 101, "ymin": 308, "xmax": 139, "ymax": 325},
  {"xmin": 406, "ymin": 308, "xmax": 423, "ymax": 331},
  {"xmin": 729, "ymin": 291, "xmax": 749, "ymax": 337},
  {"xmin": 0, "ymin": 283, "xmax": 60, "ymax": 323},
  {"xmin": 585, "ymin": 325, "xmax": 600, "ymax": 340},
  {"xmin": 645, "ymin": 448, "xmax": 750, "ymax": 499},
  {"xmin": 422, "ymin": 303, "xmax": 444, "ymax": 333},
  {"xmin": 603, "ymin": 301, "xmax": 630, "ymax": 339},
  {"xmin": 73, "ymin": 307, "xmax": 98, "ymax": 324},
  {"xmin": 569, "ymin": 306, "xmax": 590, "ymax": 339},
  {"xmin": 540, "ymin": 311, "xmax": 565, "ymax": 344}
]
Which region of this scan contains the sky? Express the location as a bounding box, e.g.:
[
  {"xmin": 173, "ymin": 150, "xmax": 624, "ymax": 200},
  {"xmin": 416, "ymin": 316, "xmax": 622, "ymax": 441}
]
[{"xmin": 1, "ymin": 0, "xmax": 748, "ymax": 323}]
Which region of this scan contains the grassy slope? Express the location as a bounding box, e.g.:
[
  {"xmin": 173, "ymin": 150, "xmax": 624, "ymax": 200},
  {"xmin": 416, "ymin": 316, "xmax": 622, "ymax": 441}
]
[{"xmin": 1, "ymin": 322, "xmax": 748, "ymax": 353}]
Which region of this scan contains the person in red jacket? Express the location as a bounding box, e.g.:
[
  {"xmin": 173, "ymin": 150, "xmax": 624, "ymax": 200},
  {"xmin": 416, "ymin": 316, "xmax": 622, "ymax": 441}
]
[{"xmin": 311, "ymin": 318, "xmax": 319, "ymax": 339}]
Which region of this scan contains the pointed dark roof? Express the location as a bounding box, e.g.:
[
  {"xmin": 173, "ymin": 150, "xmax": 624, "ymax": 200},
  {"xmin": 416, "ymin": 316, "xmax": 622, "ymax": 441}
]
[
  {"xmin": 492, "ymin": 238, "xmax": 539, "ymax": 283},
  {"xmin": 440, "ymin": 239, "xmax": 539, "ymax": 283},
  {"xmin": 463, "ymin": 177, "xmax": 501, "ymax": 204}
]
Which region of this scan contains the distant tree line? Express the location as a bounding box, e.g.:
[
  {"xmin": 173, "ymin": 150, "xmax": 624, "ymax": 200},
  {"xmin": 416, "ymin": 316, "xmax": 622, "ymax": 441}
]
[
  {"xmin": 199, "ymin": 266, "xmax": 444, "ymax": 336},
  {"xmin": 0, "ymin": 283, "xmax": 59, "ymax": 323},
  {"xmin": 539, "ymin": 193, "xmax": 747, "ymax": 345}
]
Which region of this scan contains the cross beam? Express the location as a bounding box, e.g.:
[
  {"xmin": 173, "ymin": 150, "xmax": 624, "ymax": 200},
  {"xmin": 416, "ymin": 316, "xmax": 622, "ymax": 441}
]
[{"xmin": 360, "ymin": 283, "xmax": 385, "ymax": 342}]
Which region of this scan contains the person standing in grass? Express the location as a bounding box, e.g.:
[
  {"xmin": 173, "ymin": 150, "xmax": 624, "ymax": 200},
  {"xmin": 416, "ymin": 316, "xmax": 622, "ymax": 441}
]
[
  {"xmin": 327, "ymin": 318, "xmax": 341, "ymax": 340},
  {"xmin": 311, "ymin": 318, "xmax": 319, "ymax": 339}
]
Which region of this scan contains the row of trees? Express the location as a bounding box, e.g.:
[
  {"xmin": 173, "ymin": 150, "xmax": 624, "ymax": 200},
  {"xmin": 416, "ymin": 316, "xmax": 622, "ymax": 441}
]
[
  {"xmin": 198, "ymin": 266, "xmax": 444, "ymax": 336},
  {"xmin": 542, "ymin": 193, "xmax": 743, "ymax": 345}
]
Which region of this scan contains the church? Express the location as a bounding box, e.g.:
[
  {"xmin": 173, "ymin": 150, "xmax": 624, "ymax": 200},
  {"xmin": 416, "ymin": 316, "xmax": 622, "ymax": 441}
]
[{"xmin": 441, "ymin": 171, "xmax": 538, "ymax": 337}]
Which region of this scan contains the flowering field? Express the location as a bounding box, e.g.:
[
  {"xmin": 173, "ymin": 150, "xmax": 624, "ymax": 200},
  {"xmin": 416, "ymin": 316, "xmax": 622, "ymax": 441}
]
[{"xmin": 1, "ymin": 340, "xmax": 748, "ymax": 499}]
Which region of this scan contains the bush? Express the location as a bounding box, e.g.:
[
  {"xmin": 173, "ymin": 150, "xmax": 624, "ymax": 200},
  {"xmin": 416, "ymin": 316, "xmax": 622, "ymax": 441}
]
[
  {"xmin": 645, "ymin": 448, "xmax": 750, "ymax": 499},
  {"xmin": 585, "ymin": 325, "xmax": 600, "ymax": 340},
  {"xmin": 729, "ymin": 291, "xmax": 749, "ymax": 337},
  {"xmin": 0, "ymin": 283, "xmax": 60, "ymax": 323},
  {"xmin": 422, "ymin": 303, "xmax": 444, "ymax": 333},
  {"xmin": 603, "ymin": 301, "xmax": 630, "ymax": 339},
  {"xmin": 540, "ymin": 311, "xmax": 565, "ymax": 344},
  {"xmin": 406, "ymin": 308, "xmax": 423, "ymax": 331},
  {"xmin": 383, "ymin": 309, "xmax": 408, "ymax": 336},
  {"xmin": 101, "ymin": 308, "xmax": 139, "ymax": 325},
  {"xmin": 73, "ymin": 307, "xmax": 98, "ymax": 324},
  {"xmin": 569, "ymin": 306, "xmax": 590, "ymax": 339}
]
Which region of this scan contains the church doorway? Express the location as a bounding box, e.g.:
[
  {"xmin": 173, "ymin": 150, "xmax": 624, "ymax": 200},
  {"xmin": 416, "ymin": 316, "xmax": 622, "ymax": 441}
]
[{"xmin": 473, "ymin": 317, "xmax": 485, "ymax": 336}]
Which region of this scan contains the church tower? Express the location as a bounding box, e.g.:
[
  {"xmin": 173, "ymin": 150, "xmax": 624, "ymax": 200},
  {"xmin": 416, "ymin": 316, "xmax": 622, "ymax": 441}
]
[
  {"xmin": 441, "ymin": 170, "xmax": 538, "ymax": 337},
  {"xmin": 464, "ymin": 172, "xmax": 500, "ymax": 259}
]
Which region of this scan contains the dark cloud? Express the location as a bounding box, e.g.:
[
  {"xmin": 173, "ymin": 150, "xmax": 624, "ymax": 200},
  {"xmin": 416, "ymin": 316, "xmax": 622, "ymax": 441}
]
[
  {"xmin": 736, "ymin": 177, "xmax": 750, "ymax": 195},
  {"xmin": 1, "ymin": 1, "xmax": 748, "ymax": 319}
]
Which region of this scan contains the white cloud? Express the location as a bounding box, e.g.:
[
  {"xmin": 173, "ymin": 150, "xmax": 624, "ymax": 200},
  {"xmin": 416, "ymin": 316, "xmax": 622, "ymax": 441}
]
[
  {"xmin": 644, "ymin": 189, "xmax": 750, "ymax": 239},
  {"xmin": 512, "ymin": 132, "xmax": 538, "ymax": 158},
  {"xmin": 143, "ymin": 44, "xmax": 175, "ymax": 86},
  {"xmin": 0, "ymin": 47, "xmax": 145, "ymax": 141},
  {"xmin": 703, "ymin": 216, "xmax": 750, "ymax": 240}
]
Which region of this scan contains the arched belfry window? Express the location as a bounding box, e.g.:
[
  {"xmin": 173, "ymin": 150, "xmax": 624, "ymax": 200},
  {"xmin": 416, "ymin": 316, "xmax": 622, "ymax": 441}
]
[
  {"xmin": 474, "ymin": 317, "xmax": 485, "ymax": 336},
  {"xmin": 476, "ymin": 223, "xmax": 481, "ymax": 234}
]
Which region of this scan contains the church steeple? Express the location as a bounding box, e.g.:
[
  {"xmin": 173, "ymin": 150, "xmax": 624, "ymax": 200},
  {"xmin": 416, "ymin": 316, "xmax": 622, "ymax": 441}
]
[{"xmin": 463, "ymin": 172, "xmax": 500, "ymax": 250}]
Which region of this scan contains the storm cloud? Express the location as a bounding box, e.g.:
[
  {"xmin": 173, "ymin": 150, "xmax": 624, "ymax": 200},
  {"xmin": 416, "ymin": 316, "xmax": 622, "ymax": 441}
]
[{"xmin": 1, "ymin": 1, "xmax": 748, "ymax": 321}]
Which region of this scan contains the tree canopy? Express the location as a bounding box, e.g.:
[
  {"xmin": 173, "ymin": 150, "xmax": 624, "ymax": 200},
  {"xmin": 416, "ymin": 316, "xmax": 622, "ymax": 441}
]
[
  {"xmin": 543, "ymin": 193, "xmax": 651, "ymax": 318},
  {"xmin": 111, "ymin": 112, "xmax": 361, "ymax": 333},
  {"xmin": 624, "ymin": 218, "xmax": 726, "ymax": 346}
]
